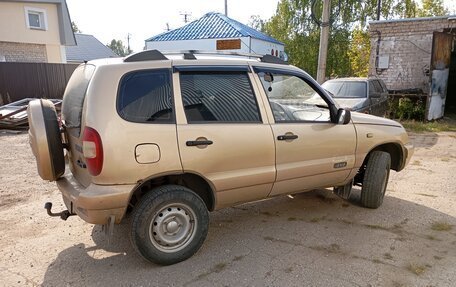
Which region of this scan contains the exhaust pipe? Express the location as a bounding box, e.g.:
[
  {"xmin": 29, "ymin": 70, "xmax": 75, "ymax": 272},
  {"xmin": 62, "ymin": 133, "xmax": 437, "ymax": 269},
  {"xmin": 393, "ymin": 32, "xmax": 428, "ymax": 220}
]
[{"xmin": 44, "ymin": 202, "xmax": 75, "ymax": 221}]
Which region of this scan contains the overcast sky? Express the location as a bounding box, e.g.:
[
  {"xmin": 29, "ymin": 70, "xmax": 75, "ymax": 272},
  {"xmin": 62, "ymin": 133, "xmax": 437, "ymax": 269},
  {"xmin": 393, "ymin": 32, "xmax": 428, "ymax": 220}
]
[{"xmin": 66, "ymin": 0, "xmax": 456, "ymax": 53}]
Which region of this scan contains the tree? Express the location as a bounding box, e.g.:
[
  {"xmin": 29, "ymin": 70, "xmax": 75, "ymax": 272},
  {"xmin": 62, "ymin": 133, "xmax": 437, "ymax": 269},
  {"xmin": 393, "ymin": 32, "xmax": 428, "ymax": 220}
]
[
  {"xmin": 417, "ymin": 0, "xmax": 448, "ymax": 17},
  {"xmin": 71, "ymin": 21, "xmax": 81, "ymax": 33},
  {"xmin": 107, "ymin": 39, "xmax": 132, "ymax": 57},
  {"xmin": 258, "ymin": 0, "xmax": 448, "ymax": 79},
  {"xmin": 248, "ymin": 15, "xmax": 265, "ymax": 31},
  {"xmin": 347, "ymin": 28, "xmax": 370, "ymax": 77}
]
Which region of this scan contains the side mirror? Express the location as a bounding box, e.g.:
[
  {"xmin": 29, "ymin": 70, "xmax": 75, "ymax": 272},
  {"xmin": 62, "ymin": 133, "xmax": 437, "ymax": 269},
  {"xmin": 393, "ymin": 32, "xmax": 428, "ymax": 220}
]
[{"xmin": 337, "ymin": 108, "xmax": 351, "ymax": 125}]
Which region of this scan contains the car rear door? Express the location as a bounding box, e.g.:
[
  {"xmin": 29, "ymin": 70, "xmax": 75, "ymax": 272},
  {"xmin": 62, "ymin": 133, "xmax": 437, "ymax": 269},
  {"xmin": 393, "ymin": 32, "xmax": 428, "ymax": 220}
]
[
  {"xmin": 174, "ymin": 66, "xmax": 276, "ymax": 209},
  {"xmin": 253, "ymin": 67, "xmax": 357, "ymax": 196}
]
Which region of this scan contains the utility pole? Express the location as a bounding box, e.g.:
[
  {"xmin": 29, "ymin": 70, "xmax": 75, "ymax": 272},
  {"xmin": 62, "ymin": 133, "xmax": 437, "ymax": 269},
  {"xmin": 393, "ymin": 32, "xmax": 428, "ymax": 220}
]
[
  {"xmin": 316, "ymin": 0, "xmax": 331, "ymax": 84},
  {"xmin": 376, "ymin": 0, "xmax": 382, "ymax": 20},
  {"xmin": 127, "ymin": 33, "xmax": 131, "ymax": 54},
  {"xmin": 225, "ymin": 0, "xmax": 228, "ymax": 16}
]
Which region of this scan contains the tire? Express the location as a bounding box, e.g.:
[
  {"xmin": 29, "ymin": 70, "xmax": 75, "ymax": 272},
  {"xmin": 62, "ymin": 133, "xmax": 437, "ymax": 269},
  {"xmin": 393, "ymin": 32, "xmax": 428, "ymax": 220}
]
[
  {"xmin": 360, "ymin": 151, "xmax": 391, "ymax": 209},
  {"xmin": 130, "ymin": 185, "xmax": 209, "ymax": 265},
  {"xmin": 27, "ymin": 99, "xmax": 64, "ymax": 181}
]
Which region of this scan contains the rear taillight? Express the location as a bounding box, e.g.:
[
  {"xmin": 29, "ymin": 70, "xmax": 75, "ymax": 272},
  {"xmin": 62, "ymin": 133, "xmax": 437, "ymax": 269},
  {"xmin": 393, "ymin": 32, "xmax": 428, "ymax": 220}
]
[{"xmin": 82, "ymin": 127, "xmax": 103, "ymax": 176}]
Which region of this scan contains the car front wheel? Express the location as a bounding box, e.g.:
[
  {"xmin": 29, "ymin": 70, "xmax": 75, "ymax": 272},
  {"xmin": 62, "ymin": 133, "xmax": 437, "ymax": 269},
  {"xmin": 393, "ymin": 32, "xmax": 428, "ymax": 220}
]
[{"xmin": 360, "ymin": 151, "xmax": 391, "ymax": 209}]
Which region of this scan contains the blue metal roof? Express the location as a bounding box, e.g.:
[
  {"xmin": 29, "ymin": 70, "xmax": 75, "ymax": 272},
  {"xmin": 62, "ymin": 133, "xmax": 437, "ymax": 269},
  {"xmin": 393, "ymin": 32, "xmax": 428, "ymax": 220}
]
[{"xmin": 146, "ymin": 12, "xmax": 283, "ymax": 45}]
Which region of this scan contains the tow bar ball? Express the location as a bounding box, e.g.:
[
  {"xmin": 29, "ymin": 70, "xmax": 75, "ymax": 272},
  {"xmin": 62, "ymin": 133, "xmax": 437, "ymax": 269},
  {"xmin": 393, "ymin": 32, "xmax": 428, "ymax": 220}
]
[{"xmin": 44, "ymin": 202, "xmax": 75, "ymax": 221}]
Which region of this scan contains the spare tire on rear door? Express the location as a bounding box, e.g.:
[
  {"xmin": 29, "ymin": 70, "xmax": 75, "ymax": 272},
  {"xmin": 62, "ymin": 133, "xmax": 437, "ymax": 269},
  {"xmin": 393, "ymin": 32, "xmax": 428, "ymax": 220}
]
[{"xmin": 27, "ymin": 99, "xmax": 65, "ymax": 181}]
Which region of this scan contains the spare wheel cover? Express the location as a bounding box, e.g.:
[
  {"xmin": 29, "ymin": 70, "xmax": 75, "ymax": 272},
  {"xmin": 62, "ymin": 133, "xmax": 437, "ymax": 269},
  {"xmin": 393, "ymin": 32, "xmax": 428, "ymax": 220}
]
[{"xmin": 27, "ymin": 99, "xmax": 65, "ymax": 181}]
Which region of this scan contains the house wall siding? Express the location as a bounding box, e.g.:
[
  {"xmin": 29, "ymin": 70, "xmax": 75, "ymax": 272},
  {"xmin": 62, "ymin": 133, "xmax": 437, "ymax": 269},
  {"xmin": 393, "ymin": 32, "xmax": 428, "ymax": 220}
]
[
  {"xmin": 0, "ymin": 41, "xmax": 47, "ymax": 62},
  {"xmin": 368, "ymin": 17, "xmax": 456, "ymax": 94},
  {"xmin": 0, "ymin": 2, "xmax": 60, "ymax": 45}
]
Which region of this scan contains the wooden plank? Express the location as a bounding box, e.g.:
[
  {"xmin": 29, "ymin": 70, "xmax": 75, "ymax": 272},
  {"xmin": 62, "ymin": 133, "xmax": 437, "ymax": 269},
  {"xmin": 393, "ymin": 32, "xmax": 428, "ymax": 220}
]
[{"xmin": 216, "ymin": 39, "xmax": 241, "ymax": 50}]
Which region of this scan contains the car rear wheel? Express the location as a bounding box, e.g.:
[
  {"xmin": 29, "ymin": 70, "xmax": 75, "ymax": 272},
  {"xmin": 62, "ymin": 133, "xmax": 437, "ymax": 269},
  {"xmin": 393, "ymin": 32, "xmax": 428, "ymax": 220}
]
[
  {"xmin": 27, "ymin": 99, "xmax": 65, "ymax": 181},
  {"xmin": 130, "ymin": 185, "xmax": 209, "ymax": 265},
  {"xmin": 360, "ymin": 151, "xmax": 391, "ymax": 209}
]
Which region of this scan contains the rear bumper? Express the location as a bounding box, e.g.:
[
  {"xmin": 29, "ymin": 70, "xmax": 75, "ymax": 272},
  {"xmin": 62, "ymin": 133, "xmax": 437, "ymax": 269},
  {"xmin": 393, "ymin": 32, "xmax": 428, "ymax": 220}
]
[{"xmin": 56, "ymin": 174, "xmax": 135, "ymax": 225}]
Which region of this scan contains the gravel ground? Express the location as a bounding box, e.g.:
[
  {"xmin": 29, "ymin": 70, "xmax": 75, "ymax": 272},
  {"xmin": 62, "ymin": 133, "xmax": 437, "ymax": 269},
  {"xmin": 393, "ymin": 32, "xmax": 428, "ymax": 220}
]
[{"xmin": 0, "ymin": 131, "xmax": 455, "ymax": 287}]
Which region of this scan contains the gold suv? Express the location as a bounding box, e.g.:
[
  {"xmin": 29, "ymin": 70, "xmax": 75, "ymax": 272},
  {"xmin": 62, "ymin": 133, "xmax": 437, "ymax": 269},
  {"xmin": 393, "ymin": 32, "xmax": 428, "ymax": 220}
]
[{"xmin": 28, "ymin": 50, "xmax": 413, "ymax": 265}]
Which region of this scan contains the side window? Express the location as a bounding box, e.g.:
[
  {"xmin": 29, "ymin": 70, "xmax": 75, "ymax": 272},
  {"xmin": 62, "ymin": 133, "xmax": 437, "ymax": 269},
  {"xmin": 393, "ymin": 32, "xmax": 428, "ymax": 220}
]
[
  {"xmin": 180, "ymin": 72, "xmax": 261, "ymax": 123},
  {"xmin": 118, "ymin": 69, "xmax": 174, "ymax": 123},
  {"xmin": 379, "ymin": 80, "xmax": 388, "ymax": 93},
  {"xmin": 372, "ymin": 80, "xmax": 383, "ymax": 93},
  {"xmin": 257, "ymin": 71, "xmax": 330, "ymax": 122},
  {"xmin": 369, "ymin": 81, "xmax": 376, "ymax": 97}
]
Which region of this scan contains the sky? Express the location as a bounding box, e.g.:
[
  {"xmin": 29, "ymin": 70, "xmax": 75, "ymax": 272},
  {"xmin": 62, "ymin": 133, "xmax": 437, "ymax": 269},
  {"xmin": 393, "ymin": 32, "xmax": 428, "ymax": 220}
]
[
  {"xmin": 66, "ymin": 0, "xmax": 456, "ymax": 53},
  {"xmin": 66, "ymin": 0, "xmax": 281, "ymax": 52}
]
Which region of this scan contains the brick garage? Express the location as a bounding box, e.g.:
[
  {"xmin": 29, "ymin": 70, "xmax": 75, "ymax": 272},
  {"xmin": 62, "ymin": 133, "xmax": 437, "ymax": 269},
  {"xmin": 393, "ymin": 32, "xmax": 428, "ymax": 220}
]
[{"xmin": 368, "ymin": 16, "xmax": 456, "ymax": 120}]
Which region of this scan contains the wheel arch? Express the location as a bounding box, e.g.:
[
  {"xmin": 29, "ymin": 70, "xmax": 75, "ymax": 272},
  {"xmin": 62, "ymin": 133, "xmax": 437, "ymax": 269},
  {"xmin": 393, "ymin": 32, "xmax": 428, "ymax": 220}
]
[
  {"xmin": 128, "ymin": 172, "xmax": 216, "ymax": 214},
  {"xmin": 365, "ymin": 142, "xmax": 403, "ymax": 171}
]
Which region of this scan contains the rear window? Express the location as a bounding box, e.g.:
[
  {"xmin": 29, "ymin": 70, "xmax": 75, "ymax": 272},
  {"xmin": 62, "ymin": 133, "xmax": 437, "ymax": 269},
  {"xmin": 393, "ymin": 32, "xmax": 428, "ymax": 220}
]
[
  {"xmin": 117, "ymin": 69, "xmax": 174, "ymax": 123},
  {"xmin": 62, "ymin": 64, "xmax": 96, "ymax": 129},
  {"xmin": 322, "ymin": 81, "xmax": 367, "ymax": 98}
]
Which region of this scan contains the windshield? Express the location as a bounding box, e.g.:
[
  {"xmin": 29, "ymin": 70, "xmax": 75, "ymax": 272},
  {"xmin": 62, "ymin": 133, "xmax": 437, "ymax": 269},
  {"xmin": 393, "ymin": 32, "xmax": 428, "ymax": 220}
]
[{"xmin": 322, "ymin": 81, "xmax": 367, "ymax": 98}]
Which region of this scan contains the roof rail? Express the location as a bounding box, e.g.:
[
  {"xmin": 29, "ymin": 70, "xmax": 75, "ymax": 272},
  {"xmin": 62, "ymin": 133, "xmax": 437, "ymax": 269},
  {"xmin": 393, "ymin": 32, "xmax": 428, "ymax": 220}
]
[
  {"xmin": 124, "ymin": 50, "xmax": 168, "ymax": 62},
  {"xmin": 124, "ymin": 49, "xmax": 289, "ymax": 65}
]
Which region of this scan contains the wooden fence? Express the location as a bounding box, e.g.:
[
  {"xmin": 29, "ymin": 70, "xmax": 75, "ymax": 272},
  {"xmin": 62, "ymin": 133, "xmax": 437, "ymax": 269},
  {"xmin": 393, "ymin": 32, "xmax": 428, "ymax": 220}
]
[{"xmin": 0, "ymin": 62, "xmax": 78, "ymax": 105}]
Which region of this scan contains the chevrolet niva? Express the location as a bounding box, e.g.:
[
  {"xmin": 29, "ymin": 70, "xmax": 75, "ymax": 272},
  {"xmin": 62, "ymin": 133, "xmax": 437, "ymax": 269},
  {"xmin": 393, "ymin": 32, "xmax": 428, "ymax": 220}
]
[{"xmin": 28, "ymin": 50, "xmax": 413, "ymax": 265}]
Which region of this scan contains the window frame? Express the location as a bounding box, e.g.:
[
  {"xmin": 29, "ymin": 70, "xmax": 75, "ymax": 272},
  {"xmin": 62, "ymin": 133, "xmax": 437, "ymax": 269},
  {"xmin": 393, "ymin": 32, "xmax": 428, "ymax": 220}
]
[
  {"xmin": 178, "ymin": 67, "xmax": 263, "ymax": 124},
  {"xmin": 253, "ymin": 66, "xmax": 337, "ymax": 124},
  {"xmin": 24, "ymin": 7, "xmax": 48, "ymax": 30},
  {"xmin": 116, "ymin": 68, "xmax": 176, "ymax": 124}
]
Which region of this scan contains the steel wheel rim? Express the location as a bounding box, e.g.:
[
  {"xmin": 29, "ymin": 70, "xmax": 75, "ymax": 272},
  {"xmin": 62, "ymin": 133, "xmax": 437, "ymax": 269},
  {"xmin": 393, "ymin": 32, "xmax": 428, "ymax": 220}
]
[{"xmin": 149, "ymin": 203, "xmax": 197, "ymax": 253}]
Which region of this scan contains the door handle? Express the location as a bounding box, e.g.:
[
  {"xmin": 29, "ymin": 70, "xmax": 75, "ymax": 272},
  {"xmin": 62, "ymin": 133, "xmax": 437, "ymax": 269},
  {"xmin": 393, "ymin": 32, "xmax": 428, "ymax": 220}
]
[
  {"xmin": 277, "ymin": 134, "xmax": 298, "ymax": 141},
  {"xmin": 186, "ymin": 140, "xmax": 213, "ymax": 146}
]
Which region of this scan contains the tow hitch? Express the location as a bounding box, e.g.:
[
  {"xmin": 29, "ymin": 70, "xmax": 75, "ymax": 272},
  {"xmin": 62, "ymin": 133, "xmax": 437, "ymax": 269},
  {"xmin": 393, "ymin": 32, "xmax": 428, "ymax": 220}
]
[{"xmin": 44, "ymin": 202, "xmax": 75, "ymax": 220}]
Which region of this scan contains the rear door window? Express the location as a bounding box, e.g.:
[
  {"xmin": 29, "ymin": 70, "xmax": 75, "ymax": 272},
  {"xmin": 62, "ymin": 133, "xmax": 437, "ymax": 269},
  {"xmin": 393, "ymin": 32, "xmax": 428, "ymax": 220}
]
[
  {"xmin": 62, "ymin": 64, "xmax": 95, "ymax": 131},
  {"xmin": 179, "ymin": 71, "xmax": 261, "ymax": 123},
  {"xmin": 117, "ymin": 69, "xmax": 174, "ymax": 123}
]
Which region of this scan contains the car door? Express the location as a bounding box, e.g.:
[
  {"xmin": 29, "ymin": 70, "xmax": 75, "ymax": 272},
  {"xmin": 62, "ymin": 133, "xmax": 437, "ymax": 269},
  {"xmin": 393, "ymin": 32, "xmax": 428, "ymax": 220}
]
[
  {"xmin": 174, "ymin": 66, "xmax": 276, "ymax": 209},
  {"xmin": 253, "ymin": 67, "xmax": 357, "ymax": 196}
]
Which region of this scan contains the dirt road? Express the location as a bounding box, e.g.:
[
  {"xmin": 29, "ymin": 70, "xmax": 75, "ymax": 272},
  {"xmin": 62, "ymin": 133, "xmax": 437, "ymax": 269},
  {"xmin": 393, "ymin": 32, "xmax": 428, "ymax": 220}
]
[{"xmin": 0, "ymin": 131, "xmax": 455, "ymax": 287}]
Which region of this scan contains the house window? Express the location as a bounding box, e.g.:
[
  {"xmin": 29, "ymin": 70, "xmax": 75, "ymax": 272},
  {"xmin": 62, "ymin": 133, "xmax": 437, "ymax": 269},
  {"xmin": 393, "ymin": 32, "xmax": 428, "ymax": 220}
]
[{"xmin": 25, "ymin": 7, "xmax": 47, "ymax": 30}]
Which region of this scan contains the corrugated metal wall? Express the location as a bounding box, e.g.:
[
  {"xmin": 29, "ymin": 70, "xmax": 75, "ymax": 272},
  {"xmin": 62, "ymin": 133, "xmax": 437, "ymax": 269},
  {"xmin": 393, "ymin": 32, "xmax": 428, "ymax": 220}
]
[{"xmin": 0, "ymin": 62, "xmax": 78, "ymax": 104}]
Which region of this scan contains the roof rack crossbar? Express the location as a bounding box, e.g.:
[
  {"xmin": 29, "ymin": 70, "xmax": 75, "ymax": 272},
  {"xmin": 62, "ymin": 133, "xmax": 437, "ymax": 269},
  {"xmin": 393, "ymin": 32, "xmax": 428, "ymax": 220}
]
[{"xmin": 160, "ymin": 50, "xmax": 263, "ymax": 59}]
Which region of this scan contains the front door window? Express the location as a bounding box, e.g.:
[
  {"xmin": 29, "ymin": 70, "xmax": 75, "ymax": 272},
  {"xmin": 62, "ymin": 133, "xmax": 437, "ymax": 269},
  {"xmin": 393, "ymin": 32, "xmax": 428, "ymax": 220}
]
[{"xmin": 258, "ymin": 72, "xmax": 330, "ymax": 122}]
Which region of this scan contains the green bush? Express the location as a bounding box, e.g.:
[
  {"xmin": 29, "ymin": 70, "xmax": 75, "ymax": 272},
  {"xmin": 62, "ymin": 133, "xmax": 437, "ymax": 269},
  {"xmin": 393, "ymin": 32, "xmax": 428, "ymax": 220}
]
[{"xmin": 388, "ymin": 97, "xmax": 425, "ymax": 121}]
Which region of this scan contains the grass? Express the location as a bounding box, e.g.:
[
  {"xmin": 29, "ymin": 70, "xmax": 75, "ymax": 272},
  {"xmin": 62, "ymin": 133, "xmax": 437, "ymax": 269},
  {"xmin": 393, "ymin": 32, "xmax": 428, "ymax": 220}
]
[
  {"xmin": 401, "ymin": 116, "xmax": 456, "ymax": 133},
  {"xmin": 431, "ymin": 222, "xmax": 453, "ymax": 231}
]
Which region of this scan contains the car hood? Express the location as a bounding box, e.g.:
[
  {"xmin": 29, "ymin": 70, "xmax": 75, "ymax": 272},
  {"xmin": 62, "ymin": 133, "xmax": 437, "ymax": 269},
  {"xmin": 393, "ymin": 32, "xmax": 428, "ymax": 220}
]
[
  {"xmin": 334, "ymin": 98, "xmax": 366, "ymax": 109},
  {"xmin": 350, "ymin": 112, "xmax": 402, "ymax": 128}
]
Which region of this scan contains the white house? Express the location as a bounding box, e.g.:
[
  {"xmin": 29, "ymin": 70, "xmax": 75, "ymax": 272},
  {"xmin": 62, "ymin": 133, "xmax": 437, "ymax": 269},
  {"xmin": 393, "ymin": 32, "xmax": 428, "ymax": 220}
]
[{"xmin": 145, "ymin": 12, "xmax": 285, "ymax": 59}]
